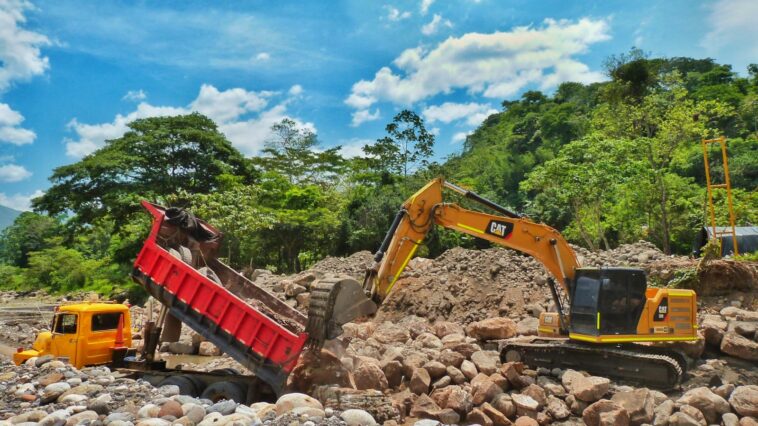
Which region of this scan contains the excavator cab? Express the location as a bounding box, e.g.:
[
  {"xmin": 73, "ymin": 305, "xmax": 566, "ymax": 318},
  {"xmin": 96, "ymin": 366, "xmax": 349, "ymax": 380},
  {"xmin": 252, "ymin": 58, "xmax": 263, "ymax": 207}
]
[{"xmin": 569, "ymin": 268, "xmax": 647, "ymax": 337}]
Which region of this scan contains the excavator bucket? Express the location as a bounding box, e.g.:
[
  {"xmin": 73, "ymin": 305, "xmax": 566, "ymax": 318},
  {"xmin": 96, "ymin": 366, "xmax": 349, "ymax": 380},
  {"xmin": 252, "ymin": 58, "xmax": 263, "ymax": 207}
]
[{"xmin": 306, "ymin": 277, "xmax": 377, "ymax": 348}]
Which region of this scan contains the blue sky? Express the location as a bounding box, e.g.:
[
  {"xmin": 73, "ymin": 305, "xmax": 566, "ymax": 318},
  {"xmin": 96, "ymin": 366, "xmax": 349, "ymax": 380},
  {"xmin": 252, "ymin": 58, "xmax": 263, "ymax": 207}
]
[{"xmin": 0, "ymin": 0, "xmax": 755, "ymax": 210}]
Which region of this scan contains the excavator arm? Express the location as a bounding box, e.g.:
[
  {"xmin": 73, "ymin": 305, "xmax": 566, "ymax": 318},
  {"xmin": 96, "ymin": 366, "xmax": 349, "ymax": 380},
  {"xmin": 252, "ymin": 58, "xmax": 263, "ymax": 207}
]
[
  {"xmin": 306, "ymin": 178, "xmax": 579, "ymax": 346},
  {"xmin": 365, "ymin": 178, "xmax": 579, "ymax": 302}
]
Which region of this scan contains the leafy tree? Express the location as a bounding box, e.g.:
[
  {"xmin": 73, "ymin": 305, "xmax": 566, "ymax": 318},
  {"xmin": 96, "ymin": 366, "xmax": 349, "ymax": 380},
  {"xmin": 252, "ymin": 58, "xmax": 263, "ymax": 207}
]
[
  {"xmin": 33, "ymin": 113, "xmax": 256, "ymax": 226},
  {"xmin": 0, "ymin": 212, "xmax": 62, "ymax": 267},
  {"xmin": 254, "ymin": 119, "xmax": 347, "ymax": 187},
  {"xmin": 365, "ymin": 110, "xmax": 435, "ymax": 178}
]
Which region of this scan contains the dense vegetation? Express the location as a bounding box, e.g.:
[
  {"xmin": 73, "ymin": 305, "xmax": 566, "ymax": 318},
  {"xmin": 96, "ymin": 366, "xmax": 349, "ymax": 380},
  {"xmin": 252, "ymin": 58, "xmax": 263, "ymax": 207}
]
[{"xmin": 1, "ymin": 51, "xmax": 756, "ymax": 299}]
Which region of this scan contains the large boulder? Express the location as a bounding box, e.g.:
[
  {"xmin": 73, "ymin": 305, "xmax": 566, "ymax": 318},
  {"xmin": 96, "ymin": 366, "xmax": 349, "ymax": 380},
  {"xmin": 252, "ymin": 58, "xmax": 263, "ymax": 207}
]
[
  {"xmin": 410, "ymin": 394, "xmax": 440, "ymax": 419},
  {"xmin": 468, "ymin": 408, "xmax": 494, "ymax": 426},
  {"xmin": 729, "ymin": 385, "xmax": 758, "ymax": 417},
  {"xmin": 720, "ymin": 332, "xmax": 758, "ymax": 361},
  {"xmin": 511, "ymin": 394, "xmax": 539, "ymax": 419},
  {"xmin": 652, "ymin": 399, "xmax": 674, "ymax": 426},
  {"xmin": 471, "ymin": 374, "xmax": 502, "ymax": 405},
  {"xmin": 434, "ymin": 321, "xmax": 465, "ymax": 338},
  {"xmin": 676, "ymin": 386, "xmax": 731, "ymax": 424},
  {"xmin": 481, "ymin": 402, "xmax": 512, "ymax": 426},
  {"xmin": 611, "ymin": 388, "xmax": 655, "ymax": 425},
  {"xmin": 471, "ymin": 350, "xmax": 500, "ymax": 375},
  {"xmin": 546, "ymin": 395, "xmax": 570, "ymax": 420},
  {"xmin": 275, "ymin": 393, "xmax": 323, "ymax": 416},
  {"xmin": 492, "ymin": 393, "xmax": 516, "ymax": 419},
  {"xmin": 430, "ymin": 385, "xmax": 472, "ymax": 415},
  {"xmin": 700, "ymin": 314, "xmax": 727, "ymax": 346},
  {"xmin": 561, "ymin": 369, "xmax": 610, "ymax": 402},
  {"xmin": 410, "ymin": 368, "xmax": 431, "ymax": 395},
  {"xmin": 374, "ymin": 322, "xmax": 411, "ymax": 344},
  {"xmin": 354, "ymin": 362, "xmax": 389, "ymax": 391},
  {"xmin": 520, "ymin": 384, "xmax": 546, "ymax": 410},
  {"xmin": 516, "ymin": 317, "xmax": 539, "ymax": 336},
  {"xmin": 466, "ymin": 317, "xmax": 517, "ymax": 340},
  {"xmin": 582, "ymin": 399, "xmax": 630, "ymax": 426}
]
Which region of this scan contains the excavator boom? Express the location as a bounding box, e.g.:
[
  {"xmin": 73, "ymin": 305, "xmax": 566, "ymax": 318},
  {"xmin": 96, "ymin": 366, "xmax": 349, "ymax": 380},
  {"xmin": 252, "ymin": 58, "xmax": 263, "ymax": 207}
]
[{"xmin": 307, "ymin": 178, "xmax": 578, "ymax": 344}]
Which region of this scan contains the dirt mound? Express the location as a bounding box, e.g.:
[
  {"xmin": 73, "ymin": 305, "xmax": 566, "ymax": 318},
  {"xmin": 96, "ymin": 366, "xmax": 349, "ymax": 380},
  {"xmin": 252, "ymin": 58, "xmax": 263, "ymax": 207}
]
[{"xmin": 310, "ymin": 251, "xmax": 374, "ymax": 278}]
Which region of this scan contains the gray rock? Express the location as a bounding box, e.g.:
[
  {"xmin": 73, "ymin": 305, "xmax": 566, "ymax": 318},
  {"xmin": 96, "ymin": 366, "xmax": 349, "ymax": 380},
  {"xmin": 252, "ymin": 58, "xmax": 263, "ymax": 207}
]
[{"xmin": 207, "ymin": 399, "xmax": 237, "ymax": 415}]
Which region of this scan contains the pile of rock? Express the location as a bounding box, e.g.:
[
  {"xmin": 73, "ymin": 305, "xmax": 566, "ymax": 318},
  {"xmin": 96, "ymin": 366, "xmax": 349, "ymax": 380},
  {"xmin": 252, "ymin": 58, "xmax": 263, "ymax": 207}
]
[
  {"xmin": 334, "ymin": 315, "xmax": 758, "ymax": 426},
  {"xmin": 0, "ymin": 357, "xmax": 383, "ymax": 426},
  {"xmin": 701, "ymin": 306, "xmax": 758, "ymax": 362}
]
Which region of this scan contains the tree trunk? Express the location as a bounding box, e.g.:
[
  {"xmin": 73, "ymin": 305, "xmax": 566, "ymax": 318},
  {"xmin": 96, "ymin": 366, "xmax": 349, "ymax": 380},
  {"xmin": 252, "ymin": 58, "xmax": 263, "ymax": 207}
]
[{"xmin": 658, "ymin": 174, "xmax": 671, "ymax": 254}]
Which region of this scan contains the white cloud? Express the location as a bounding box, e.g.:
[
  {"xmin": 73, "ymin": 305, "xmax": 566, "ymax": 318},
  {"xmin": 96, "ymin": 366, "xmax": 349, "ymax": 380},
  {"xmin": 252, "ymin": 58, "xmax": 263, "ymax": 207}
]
[
  {"xmin": 350, "ymin": 108, "xmax": 381, "ymax": 127},
  {"xmin": 255, "ymin": 52, "xmax": 270, "ymax": 61},
  {"xmin": 420, "ymin": 0, "xmax": 434, "ymax": 15},
  {"xmin": 65, "ymin": 84, "xmax": 313, "ymax": 157},
  {"xmin": 451, "ymin": 132, "xmax": 469, "ymax": 144},
  {"xmin": 423, "ymin": 102, "xmax": 498, "ymax": 126},
  {"xmin": 421, "ymin": 14, "xmax": 452, "ymax": 36},
  {"xmin": 288, "ymin": 84, "xmax": 303, "ymax": 96},
  {"xmin": 346, "ymin": 18, "xmax": 610, "ymax": 111},
  {"xmin": 0, "ymin": 102, "xmax": 35, "ymax": 145},
  {"xmin": 0, "ymin": 189, "xmax": 43, "ymax": 211},
  {"xmin": 0, "ymin": 163, "xmax": 31, "ymax": 182},
  {"xmin": 122, "ymin": 89, "xmax": 147, "ymax": 102},
  {"xmin": 337, "ymin": 139, "xmax": 372, "ymax": 158},
  {"xmin": 701, "ymin": 0, "xmax": 758, "ymax": 66},
  {"xmin": 386, "ymin": 6, "xmax": 411, "ymax": 21},
  {"xmin": 0, "ymin": 0, "xmax": 50, "ymax": 92}
]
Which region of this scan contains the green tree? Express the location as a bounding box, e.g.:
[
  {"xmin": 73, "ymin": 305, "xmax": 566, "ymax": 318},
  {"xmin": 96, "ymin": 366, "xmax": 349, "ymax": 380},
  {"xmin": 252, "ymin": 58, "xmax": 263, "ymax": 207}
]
[
  {"xmin": 33, "ymin": 113, "xmax": 256, "ymax": 226},
  {"xmin": 0, "ymin": 212, "xmax": 62, "ymax": 267},
  {"xmin": 365, "ymin": 110, "xmax": 435, "ymax": 178},
  {"xmin": 254, "ymin": 119, "xmax": 347, "ymax": 187}
]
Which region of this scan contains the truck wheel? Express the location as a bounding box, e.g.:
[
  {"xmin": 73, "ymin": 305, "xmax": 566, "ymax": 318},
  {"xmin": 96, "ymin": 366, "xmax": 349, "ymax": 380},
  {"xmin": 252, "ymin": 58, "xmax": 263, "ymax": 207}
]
[
  {"xmin": 158, "ymin": 375, "xmax": 199, "ymax": 397},
  {"xmin": 201, "ymin": 381, "xmax": 246, "ymax": 403},
  {"xmin": 198, "ymin": 267, "xmax": 222, "ymax": 284}
]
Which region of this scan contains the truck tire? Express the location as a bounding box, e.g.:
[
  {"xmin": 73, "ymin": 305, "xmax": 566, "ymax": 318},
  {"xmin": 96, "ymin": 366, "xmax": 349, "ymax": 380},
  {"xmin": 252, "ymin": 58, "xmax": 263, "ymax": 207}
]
[
  {"xmin": 158, "ymin": 375, "xmax": 200, "ymax": 397},
  {"xmin": 201, "ymin": 381, "xmax": 246, "ymax": 403},
  {"xmin": 198, "ymin": 267, "xmax": 222, "ymax": 284}
]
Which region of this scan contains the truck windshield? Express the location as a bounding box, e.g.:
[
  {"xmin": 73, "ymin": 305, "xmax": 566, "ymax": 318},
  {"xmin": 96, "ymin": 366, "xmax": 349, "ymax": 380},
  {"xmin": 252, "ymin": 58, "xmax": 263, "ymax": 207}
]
[
  {"xmin": 91, "ymin": 313, "xmax": 122, "ymax": 331},
  {"xmin": 54, "ymin": 314, "xmax": 77, "ymax": 334}
]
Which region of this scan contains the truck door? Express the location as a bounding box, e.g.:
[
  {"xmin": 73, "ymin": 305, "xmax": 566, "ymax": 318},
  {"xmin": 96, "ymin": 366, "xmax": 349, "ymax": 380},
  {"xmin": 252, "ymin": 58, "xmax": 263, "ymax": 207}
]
[
  {"xmin": 82, "ymin": 312, "xmax": 124, "ymax": 366},
  {"xmin": 51, "ymin": 313, "xmax": 79, "ymax": 365}
]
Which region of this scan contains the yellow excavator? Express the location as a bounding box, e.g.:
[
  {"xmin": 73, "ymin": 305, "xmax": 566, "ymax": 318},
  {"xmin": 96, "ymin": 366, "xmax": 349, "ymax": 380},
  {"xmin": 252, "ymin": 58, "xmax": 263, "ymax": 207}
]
[{"xmin": 307, "ymin": 178, "xmax": 699, "ymax": 388}]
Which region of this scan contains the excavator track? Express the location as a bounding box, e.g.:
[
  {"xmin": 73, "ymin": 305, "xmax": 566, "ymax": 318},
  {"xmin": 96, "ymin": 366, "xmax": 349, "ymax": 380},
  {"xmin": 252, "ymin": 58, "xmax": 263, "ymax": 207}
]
[{"xmin": 500, "ymin": 338, "xmax": 685, "ymax": 390}]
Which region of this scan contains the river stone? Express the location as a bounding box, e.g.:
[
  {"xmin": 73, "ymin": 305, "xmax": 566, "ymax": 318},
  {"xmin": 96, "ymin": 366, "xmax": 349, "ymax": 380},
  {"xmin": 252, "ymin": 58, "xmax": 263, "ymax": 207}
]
[
  {"xmin": 275, "ymin": 393, "xmax": 324, "ymax": 415},
  {"xmin": 340, "ymin": 409, "xmax": 378, "ymax": 426}
]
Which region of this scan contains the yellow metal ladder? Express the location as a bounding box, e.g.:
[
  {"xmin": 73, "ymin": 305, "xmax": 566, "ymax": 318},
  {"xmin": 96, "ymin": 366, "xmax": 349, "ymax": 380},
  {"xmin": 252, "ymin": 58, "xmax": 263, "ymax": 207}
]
[{"xmin": 701, "ymin": 136, "xmax": 739, "ymax": 256}]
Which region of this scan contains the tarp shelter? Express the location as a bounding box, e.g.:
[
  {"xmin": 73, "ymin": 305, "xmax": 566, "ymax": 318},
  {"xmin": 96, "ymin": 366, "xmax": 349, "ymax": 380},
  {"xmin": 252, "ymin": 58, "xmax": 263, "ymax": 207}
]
[{"xmin": 693, "ymin": 226, "xmax": 758, "ymax": 257}]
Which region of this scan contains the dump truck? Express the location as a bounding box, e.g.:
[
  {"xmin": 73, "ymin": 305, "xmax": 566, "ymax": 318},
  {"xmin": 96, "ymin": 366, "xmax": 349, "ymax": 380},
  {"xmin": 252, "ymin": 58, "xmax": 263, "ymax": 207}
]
[{"xmin": 14, "ymin": 201, "xmax": 312, "ymax": 403}]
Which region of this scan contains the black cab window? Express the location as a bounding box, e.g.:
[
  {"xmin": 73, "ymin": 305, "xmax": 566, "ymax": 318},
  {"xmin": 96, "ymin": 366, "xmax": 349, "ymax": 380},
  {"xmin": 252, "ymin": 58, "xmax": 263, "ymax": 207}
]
[
  {"xmin": 91, "ymin": 313, "xmax": 122, "ymax": 331},
  {"xmin": 54, "ymin": 314, "xmax": 78, "ymax": 334}
]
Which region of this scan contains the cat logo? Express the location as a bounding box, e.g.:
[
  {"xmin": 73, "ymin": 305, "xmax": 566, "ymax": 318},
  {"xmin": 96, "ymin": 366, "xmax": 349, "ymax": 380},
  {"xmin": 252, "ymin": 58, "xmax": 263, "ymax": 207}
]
[
  {"xmin": 485, "ymin": 220, "xmax": 513, "ymax": 239},
  {"xmin": 654, "ymin": 297, "xmax": 668, "ymax": 321}
]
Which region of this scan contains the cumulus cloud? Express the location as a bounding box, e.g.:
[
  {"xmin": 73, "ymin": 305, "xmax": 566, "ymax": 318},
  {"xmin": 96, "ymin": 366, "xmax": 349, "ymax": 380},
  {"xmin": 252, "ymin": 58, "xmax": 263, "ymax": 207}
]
[
  {"xmin": 451, "ymin": 132, "xmax": 469, "ymax": 144},
  {"xmin": 0, "ymin": 189, "xmax": 43, "ymax": 211},
  {"xmin": 701, "ymin": 0, "xmax": 758, "ymax": 64},
  {"xmin": 337, "ymin": 138, "xmax": 372, "ymax": 158},
  {"xmin": 65, "ymin": 84, "xmax": 314, "ymax": 157},
  {"xmin": 423, "ymin": 102, "xmax": 498, "ymax": 126},
  {"xmin": 420, "ymin": 0, "xmax": 434, "ymax": 15},
  {"xmin": 386, "ymin": 6, "xmax": 411, "ymax": 21},
  {"xmin": 350, "ymin": 108, "xmax": 381, "ymax": 127},
  {"xmin": 0, "ymin": 163, "xmax": 31, "ymax": 182},
  {"xmin": 0, "ymin": 0, "xmax": 50, "ymax": 92},
  {"xmin": 346, "ymin": 18, "xmax": 610, "ymax": 112},
  {"xmin": 122, "ymin": 89, "xmax": 147, "ymax": 102},
  {"xmin": 255, "ymin": 52, "xmax": 271, "ymax": 61},
  {"xmin": 0, "ymin": 102, "xmax": 35, "ymax": 145},
  {"xmin": 288, "ymin": 84, "xmax": 303, "ymax": 96},
  {"xmin": 421, "ymin": 14, "xmax": 452, "ymax": 36}
]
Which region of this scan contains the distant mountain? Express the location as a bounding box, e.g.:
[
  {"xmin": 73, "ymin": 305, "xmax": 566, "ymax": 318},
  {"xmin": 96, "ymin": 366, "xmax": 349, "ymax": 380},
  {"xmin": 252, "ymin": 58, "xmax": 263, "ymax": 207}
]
[{"xmin": 0, "ymin": 205, "xmax": 21, "ymax": 231}]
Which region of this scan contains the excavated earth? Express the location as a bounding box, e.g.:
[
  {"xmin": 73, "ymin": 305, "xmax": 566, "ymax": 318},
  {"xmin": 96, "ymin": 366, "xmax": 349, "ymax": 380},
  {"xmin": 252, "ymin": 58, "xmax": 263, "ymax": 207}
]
[{"xmin": 0, "ymin": 242, "xmax": 757, "ymax": 426}]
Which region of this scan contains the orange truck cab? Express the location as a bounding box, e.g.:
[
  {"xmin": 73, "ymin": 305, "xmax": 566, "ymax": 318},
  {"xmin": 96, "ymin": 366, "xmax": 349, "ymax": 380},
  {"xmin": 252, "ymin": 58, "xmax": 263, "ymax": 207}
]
[{"xmin": 13, "ymin": 302, "xmax": 132, "ymax": 369}]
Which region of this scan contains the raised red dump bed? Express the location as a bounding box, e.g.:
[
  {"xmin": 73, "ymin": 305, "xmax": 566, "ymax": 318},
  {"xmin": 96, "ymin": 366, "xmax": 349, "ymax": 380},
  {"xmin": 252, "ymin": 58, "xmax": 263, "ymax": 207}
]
[{"xmin": 131, "ymin": 201, "xmax": 308, "ymax": 394}]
